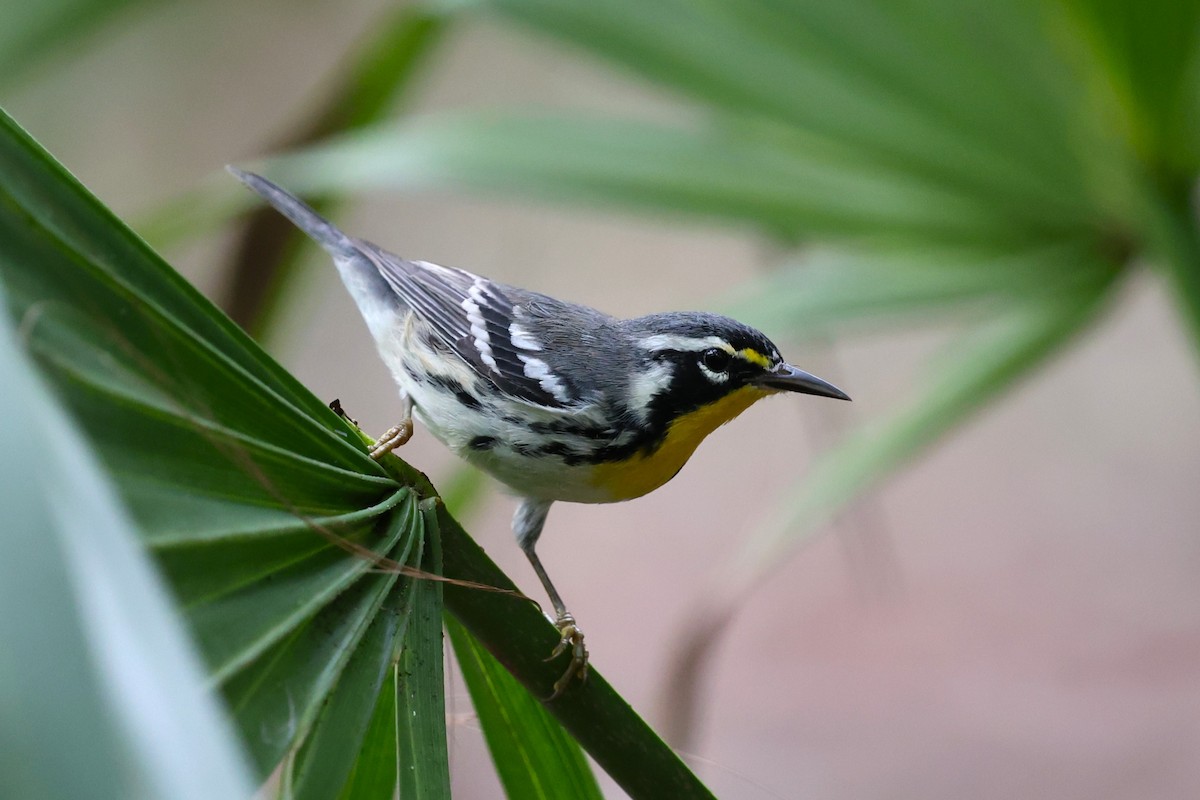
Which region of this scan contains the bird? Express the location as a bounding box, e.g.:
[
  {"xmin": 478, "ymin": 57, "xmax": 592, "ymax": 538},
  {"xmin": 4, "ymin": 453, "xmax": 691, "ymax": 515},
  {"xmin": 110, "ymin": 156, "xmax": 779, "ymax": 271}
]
[{"xmin": 228, "ymin": 167, "xmax": 850, "ymax": 698}]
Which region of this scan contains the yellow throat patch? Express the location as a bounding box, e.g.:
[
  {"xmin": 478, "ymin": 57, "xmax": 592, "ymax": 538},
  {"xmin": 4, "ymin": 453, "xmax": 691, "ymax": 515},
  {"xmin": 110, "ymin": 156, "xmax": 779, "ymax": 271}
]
[{"xmin": 591, "ymin": 385, "xmax": 769, "ymax": 502}]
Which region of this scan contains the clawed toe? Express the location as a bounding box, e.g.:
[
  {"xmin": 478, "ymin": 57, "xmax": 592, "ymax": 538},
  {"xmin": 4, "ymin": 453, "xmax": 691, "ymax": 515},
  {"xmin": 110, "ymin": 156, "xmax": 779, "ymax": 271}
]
[
  {"xmin": 369, "ymin": 419, "xmax": 413, "ymax": 459},
  {"xmin": 545, "ymin": 613, "xmax": 588, "ymax": 700}
]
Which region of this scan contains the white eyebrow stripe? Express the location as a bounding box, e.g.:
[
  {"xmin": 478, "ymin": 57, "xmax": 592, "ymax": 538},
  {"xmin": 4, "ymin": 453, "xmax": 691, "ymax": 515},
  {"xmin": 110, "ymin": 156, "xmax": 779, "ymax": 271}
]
[{"xmin": 636, "ymin": 334, "xmax": 730, "ymax": 352}]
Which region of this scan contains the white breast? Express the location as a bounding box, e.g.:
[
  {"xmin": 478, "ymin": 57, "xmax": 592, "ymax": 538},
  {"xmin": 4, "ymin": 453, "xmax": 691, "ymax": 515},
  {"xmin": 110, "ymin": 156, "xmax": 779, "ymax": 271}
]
[{"xmin": 372, "ymin": 313, "xmax": 616, "ymax": 504}]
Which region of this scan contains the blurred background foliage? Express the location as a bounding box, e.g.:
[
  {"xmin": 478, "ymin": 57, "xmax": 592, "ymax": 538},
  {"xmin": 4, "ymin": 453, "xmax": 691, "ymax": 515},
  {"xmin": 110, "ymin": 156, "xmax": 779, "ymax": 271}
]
[
  {"xmin": 3, "ymin": 0, "xmax": 1200, "ymax": 797},
  {"xmin": 151, "ymin": 0, "xmax": 1199, "ymax": 585}
]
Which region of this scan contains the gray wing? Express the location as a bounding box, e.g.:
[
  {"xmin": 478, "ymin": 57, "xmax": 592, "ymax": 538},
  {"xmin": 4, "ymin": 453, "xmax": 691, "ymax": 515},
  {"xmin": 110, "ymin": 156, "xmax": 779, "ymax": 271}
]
[
  {"xmin": 358, "ymin": 243, "xmax": 583, "ymax": 409},
  {"xmin": 223, "ymin": 167, "xmax": 585, "ymax": 407}
]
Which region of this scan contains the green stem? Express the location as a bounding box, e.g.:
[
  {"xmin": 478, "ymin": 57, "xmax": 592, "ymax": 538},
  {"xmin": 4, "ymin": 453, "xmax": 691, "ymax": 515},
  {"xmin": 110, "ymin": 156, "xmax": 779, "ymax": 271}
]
[
  {"xmin": 368, "ymin": 455, "xmax": 716, "ymax": 800},
  {"xmin": 437, "ymin": 508, "xmax": 716, "ymax": 800},
  {"xmin": 1144, "ymin": 185, "xmax": 1200, "ymax": 365}
]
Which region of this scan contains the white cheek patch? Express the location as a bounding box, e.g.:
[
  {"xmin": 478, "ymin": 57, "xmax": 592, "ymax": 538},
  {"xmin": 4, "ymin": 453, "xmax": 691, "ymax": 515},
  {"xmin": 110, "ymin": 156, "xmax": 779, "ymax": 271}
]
[{"xmin": 627, "ymin": 361, "xmax": 674, "ymax": 422}]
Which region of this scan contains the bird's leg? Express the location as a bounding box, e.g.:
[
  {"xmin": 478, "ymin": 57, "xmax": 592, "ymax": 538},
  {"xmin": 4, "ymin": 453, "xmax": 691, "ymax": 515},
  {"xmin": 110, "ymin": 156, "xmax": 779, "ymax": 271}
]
[
  {"xmin": 514, "ymin": 500, "xmax": 588, "ymax": 699},
  {"xmin": 369, "ymin": 392, "xmax": 414, "ymax": 460},
  {"xmin": 526, "ymin": 546, "xmax": 588, "ymax": 695}
]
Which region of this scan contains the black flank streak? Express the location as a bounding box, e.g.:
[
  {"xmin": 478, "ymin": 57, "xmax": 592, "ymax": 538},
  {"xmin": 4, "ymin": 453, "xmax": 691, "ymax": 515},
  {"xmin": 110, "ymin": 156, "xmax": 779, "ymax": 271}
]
[
  {"xmin": 469, "ymin": 436, "xmax": 496, "ymax": 451},
  {"xmin": 427, "ymin": 374, "xmax": 482, "ymax": 409},
  {"xmin": 528, "ymin": 420, "xmax": 612, "ymax": 439},
  {"xmin": 538, "ymin": 440, "xmax": 588, "ymax": 466}
]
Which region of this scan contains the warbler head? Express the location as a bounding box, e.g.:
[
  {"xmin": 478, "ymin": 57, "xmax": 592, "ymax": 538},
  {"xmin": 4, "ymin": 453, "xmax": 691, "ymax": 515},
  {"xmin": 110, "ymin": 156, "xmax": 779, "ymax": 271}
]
[{"xmin": 626, "ymin": 312, "xmax": 849, "ymax": 430}]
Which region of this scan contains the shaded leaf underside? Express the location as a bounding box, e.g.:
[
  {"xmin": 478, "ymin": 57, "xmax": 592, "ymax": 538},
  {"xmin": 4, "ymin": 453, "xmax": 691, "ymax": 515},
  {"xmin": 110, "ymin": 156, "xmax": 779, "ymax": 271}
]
[{"xmin": 0, "ymin": 103, "xmax": 711, "ymax": 798}]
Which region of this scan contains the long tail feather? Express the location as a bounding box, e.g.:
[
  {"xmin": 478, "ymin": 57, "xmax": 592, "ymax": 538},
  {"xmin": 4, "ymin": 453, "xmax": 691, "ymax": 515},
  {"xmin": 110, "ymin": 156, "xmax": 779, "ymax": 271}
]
[{"xmin": 226, "ymin": 166, "xmax": 357, "ymax": 260}]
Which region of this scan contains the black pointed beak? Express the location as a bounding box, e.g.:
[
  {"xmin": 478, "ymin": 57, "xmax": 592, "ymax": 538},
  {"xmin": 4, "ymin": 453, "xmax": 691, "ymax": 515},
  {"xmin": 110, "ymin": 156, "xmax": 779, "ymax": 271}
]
[{"xmin": 754, "ymin": 363, "xmax": 851, "ymax": 401}]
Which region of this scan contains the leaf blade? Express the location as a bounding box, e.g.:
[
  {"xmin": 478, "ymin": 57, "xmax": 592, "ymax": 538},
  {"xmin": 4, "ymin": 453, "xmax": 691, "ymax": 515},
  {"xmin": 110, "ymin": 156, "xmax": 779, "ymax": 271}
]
[
  {"xmin": 735, "ymin": 270, "xmax": 1121, "ymax": 583},
  {"xmin": 447, "ymin": 617, "xmax": 603, "ymax": 800},
  {"xmin": 1, "ymin": 102, "xmax": 719, "ymax": 800},
  {"xmin": 0, "ymin": 282, "xmax": 254, "ymax": 800},
  {"xmin": 289, "ymin": 535, "xmax": 422, "ymax": 800},
  {"xmin": 395, "ymin": 502, "xmax": 451, "ymax": 799}
]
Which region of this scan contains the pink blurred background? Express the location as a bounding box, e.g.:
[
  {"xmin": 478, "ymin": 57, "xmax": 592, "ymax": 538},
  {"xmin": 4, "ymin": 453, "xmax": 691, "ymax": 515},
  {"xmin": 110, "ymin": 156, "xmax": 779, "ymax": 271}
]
[{"xmin": 10, "ymin": 1, "xmax": 1200, "ymax": 797}]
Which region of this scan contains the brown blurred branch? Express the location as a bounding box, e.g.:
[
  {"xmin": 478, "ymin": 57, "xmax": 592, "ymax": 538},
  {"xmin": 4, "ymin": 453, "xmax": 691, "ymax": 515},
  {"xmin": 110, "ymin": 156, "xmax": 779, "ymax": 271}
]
[{"xmin": 218, "ymin": 7, "xmax": 448, "ymax": 338}]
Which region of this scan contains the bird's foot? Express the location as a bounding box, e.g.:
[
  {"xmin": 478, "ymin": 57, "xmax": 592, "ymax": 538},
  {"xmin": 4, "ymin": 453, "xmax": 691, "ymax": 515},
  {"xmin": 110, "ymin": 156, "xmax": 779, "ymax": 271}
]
[
  {"xmin": 545, "ymin": 612, "xmax": 588, "ymax": 700},
  {"xmin": 369, "ymin": 419, "xmax": 413, "ymax": 459}
]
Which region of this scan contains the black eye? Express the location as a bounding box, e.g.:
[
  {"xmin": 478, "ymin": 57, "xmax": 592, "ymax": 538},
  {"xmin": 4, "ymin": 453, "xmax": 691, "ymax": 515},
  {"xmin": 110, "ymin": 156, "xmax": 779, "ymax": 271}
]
[{"xmin": 701, "ymin": 348, "xmax": 731, "ymax": 372}]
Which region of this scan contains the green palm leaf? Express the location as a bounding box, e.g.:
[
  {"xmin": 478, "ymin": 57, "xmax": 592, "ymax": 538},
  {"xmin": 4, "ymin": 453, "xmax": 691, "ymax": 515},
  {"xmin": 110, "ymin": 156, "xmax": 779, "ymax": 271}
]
[
  {"xmin": 0, "ymin": 106, "xmax": 712, "ymax": 798},
  {"xmin": 448, "ymin": 617, "xmax": 604, "ymax": 800},
  {"xmin": 0, "ymin": 279, "xmax": 254, "ymax": 800}
]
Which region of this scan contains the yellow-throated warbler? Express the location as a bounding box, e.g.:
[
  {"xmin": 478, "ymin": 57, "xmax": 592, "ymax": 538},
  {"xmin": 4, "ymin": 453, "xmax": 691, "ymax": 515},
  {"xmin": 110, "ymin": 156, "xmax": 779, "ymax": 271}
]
[{"xmin": 231, "ymin": 168, "xmax": 850, "ymax": 697}]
